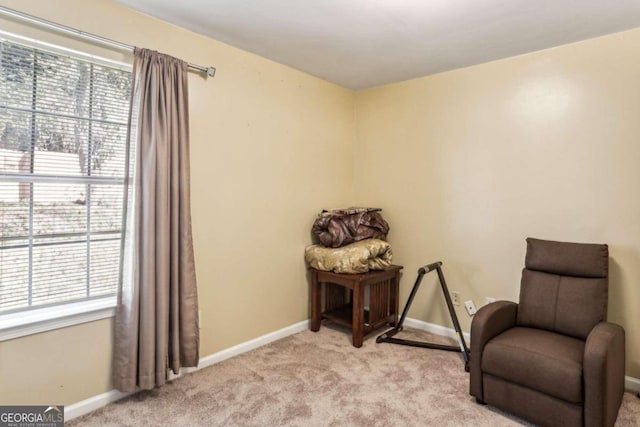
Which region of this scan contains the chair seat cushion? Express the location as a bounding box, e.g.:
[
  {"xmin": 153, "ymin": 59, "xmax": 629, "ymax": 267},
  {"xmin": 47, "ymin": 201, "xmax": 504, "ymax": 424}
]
[{"xmin": 482, "ymin": 327, "xmax": 585, "ymax": 404}]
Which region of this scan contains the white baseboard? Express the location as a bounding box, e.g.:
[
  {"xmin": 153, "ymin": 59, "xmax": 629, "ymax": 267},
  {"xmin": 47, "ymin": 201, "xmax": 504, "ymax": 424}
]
[
  {"xmin": 625, "ymin": 376, "xmax": 640, "ymax": 393},
  {"xmin": 191, "ymin": 320, "xmax": 310, "ymax": 372},
  {"xmin": 404, "ymin": 317, "xmax": 471, "ymax": 343},
  {"xmin": 404, "ymin": 317, "xmax": 640, "ymax": 393},
  {"xmin": 65, "ymin": 389, "xmax": 132, "ymax": 421},
  {"xmin": 65, "ymin": 320, "xmax": 310, "ymax": 421}
]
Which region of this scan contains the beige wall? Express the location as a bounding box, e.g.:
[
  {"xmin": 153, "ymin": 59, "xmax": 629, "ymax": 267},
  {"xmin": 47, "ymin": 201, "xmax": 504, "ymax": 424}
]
[
  {"xmin": 355, "ymin": 29, "xmax": 640, "ymax": 378},
  {"xmin": 0, "ymin": 0, "xmax": 355, "ymax": 405},
  {"xmin": 0, "ymin": 319, "xmax": 115, "ymax": 404}
]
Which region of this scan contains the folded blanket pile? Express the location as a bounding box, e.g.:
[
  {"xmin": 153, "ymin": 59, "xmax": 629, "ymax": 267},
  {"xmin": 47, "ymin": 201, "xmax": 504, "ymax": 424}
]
[{"xmin": 305, "ymin": 238, "xmax": 392, "ymax": 274}]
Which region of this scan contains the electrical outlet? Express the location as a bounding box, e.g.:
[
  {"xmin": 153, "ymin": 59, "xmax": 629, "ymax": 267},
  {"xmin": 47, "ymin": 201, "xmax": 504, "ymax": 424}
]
[
  {"xmin": 464, "ymin": 300, "xmax": 477, "ymax": 316},
  {"xmin": 485, "ymin": 297, "xmax": 496, "ymax": 305},
  {"xmin": 451, "ymin": 291, "xmax": 460, "ymax": 306}
]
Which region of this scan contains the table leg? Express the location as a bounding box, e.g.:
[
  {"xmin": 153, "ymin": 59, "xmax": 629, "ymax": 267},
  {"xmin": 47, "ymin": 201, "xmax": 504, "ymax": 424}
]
[
  {"xmin": 311, "ymin": 271, "xmax": 321, "ymax": 332},
  {"xmin": 391, "ymin": 271, "xmax": 400, "ymax": 326},
  {"xmin": 352, "ymin": 283, "xmax": 365, "ymax": 347}
]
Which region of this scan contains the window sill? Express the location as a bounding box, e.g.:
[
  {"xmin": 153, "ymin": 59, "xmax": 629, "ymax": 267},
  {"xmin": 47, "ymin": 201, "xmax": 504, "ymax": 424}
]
[{"xmin": 0, "ymin": 298, "xmax": 116, "ymax": 342}]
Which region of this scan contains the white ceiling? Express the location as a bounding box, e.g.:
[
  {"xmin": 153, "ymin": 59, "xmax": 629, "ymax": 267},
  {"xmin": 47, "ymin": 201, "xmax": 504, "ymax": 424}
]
[{"xmin": 115, "ymin": 0, "xmax": 640, "ymax": 90}]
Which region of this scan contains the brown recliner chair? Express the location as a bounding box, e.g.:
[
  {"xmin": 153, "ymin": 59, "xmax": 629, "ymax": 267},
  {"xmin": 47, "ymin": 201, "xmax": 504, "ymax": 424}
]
[{"xmin": 470, "ymin": 238, "xmax": 625, "ymax": 427}]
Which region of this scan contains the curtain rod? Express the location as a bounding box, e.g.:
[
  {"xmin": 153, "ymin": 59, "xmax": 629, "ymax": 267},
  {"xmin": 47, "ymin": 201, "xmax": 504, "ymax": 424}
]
[{"xmin": 0, "ymin": 5, "xmax": 216, "ymax": 78}]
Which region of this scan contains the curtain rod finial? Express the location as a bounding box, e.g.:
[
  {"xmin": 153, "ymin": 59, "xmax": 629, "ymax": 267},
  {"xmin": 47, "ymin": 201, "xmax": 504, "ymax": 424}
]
[{"xmin": 207, "ymin": 67, "xmax": 216, "ymax": 78}]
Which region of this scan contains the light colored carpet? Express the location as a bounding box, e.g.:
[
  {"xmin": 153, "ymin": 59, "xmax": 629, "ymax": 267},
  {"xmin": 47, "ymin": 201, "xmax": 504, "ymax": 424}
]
[{"xmin": 69, "ymin": 325, "xmax": 640, "ymax": 426}]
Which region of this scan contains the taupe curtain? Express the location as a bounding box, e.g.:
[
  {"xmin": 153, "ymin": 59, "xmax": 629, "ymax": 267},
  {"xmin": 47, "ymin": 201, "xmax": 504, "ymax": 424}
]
[{"xmin": 113, "ymin": 48, "xmax": 199, "ymax": 392}]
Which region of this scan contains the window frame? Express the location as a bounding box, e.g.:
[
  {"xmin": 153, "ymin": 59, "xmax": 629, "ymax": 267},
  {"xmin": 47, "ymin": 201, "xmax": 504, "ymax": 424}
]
[
  {"xmin": 0, "ymin": 297, "xmax": 116, "ymax": 341},
  {"xmin": 0, "ymin": 31, "xmax": 132, "ymax": 340}
]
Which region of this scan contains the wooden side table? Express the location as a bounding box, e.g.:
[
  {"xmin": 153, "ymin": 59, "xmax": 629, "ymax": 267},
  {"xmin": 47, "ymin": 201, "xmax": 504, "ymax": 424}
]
[{"xmin": 310, "ymin": 265, "xmax": 402, "ymax": 348}]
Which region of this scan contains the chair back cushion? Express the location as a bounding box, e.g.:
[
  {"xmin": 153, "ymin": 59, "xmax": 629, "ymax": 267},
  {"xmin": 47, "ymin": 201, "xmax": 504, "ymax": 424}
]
[{"xmin": 517, "ymin": 238, "xmax": 609, "ymax": 339}]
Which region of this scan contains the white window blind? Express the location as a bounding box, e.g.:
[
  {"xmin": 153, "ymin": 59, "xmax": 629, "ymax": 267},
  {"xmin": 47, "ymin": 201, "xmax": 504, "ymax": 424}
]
[{"xmin": 0, "ymin": 38, "xmax": 132, "ymax": 315}]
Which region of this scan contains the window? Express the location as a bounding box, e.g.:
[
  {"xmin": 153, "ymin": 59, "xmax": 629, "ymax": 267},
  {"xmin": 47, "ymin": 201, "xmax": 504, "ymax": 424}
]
[{"xmin": 0, "ymin": 36, "xmax": 132, "ymax": 335}]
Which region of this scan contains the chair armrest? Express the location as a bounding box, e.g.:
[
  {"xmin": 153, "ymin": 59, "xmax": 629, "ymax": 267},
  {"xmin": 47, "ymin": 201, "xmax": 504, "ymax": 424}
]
[
  {"xmin": 469, "ymin": 300, "xmax": 518, "ymax": 400},
  {"xmin": 584, "ymin": 322, "xmax": 625, "ymax": 427}
]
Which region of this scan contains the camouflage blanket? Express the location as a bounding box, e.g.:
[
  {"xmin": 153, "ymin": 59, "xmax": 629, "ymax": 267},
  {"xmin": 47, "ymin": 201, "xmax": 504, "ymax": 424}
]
[{"xmin": 311, "ymin": 207, "xmax": 389, "ymax": 248}]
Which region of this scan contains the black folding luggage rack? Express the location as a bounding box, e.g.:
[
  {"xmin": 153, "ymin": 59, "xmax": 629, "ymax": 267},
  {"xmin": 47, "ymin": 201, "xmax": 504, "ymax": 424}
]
[{"xmin": 376, "ymin": 261, "xmax": 471, "ymax": 371}]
